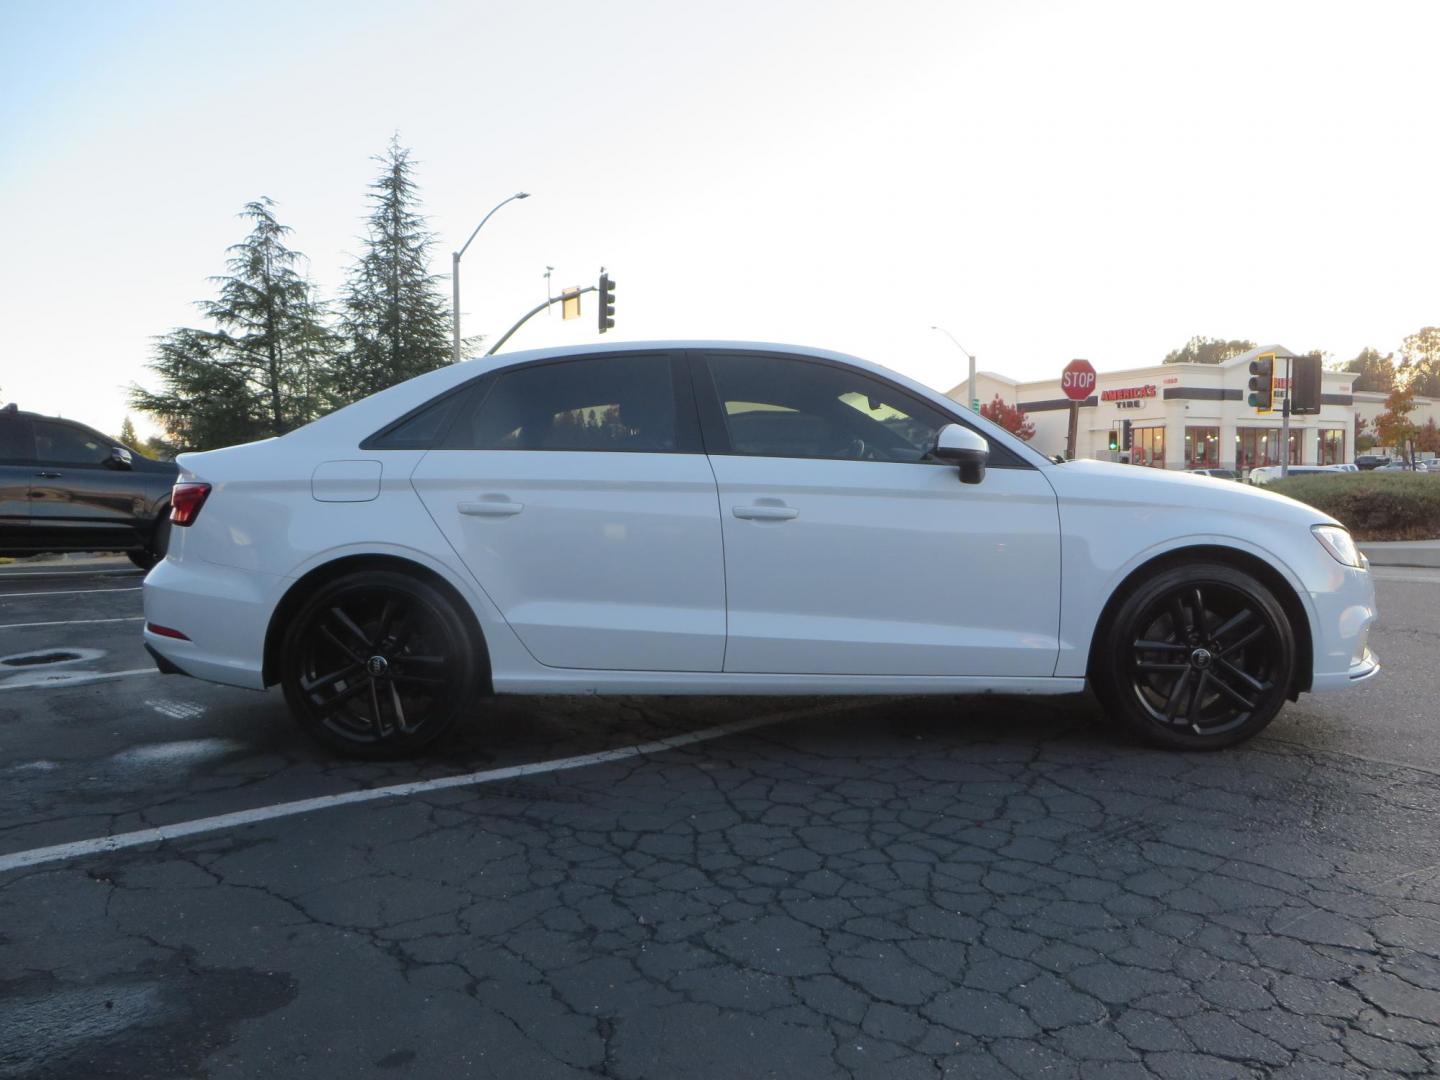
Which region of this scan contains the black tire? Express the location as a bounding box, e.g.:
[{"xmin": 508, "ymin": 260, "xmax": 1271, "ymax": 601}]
[
  {"xmin": 279, "ymin": 571, "xmax": 478, "ymax": 758},
  {"xmin": 1091, "ymin": 562, "xmax": 1295, "ymax": 751},
  {"xmin": 128, "ymin": 513, "xmax": 171, "ymax": 571}
]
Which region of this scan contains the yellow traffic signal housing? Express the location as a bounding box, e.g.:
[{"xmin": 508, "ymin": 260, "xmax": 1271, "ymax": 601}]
[{"xmin": 1248, "ymin": 353, "xmax": 1276, "ymax": 412}]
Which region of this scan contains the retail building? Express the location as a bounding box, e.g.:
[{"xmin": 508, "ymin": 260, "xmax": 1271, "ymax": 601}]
[{"xmin": 948, "ymin": 345, "xmax": 1371, "ymax": 471}]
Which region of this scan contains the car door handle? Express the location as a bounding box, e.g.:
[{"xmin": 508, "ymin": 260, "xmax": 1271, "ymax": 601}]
[
  {"xmin": 732, "ymin": 504, "xmax": 799, "ymax": 521},
  {"xmin": 35, "ymin": 471, "xmax": 62, "ymax": 479},
  {"xmin": 458, "ymin": 499, "xmax": 524, "ymax": 517}
]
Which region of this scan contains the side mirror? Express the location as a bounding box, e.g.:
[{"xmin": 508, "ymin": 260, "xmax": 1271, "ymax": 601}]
[
  {"xmin": 933, "ymin": 423, "xmax": 989, "ymax": 484},
  {"xmin": 109, "ymin": 446, "xmax": 133, "ymax": 470}
]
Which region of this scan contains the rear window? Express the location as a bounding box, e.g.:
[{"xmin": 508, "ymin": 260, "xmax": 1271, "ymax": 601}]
[{"xmin": 0, "ymin": 416, "xmax": 29, "ymax": 462}]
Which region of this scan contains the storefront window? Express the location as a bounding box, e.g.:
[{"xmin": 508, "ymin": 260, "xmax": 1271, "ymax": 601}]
[
  {"xmin": 1184, "ymin": 426, "xmax": 1219, "ymax": 468},
  {"xmin": 1318, "ymin": 429, "xmax": 1345, "ymax": 465},
  {"xmin": 1132, "ymin": 426, "xmax": 1165, "ymax": 468},
  {"xmin": 1237, "ymin": 428, "xmax": 1278, "ymax": 469}
]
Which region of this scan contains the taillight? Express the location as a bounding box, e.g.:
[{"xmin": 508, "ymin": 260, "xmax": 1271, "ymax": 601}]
[{"xmin": 170, "ymin": 482, "xmax": 212, "ymax": 526}]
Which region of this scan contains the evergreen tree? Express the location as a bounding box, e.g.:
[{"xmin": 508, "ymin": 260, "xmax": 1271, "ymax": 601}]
[
  {"xmin": 130, "ymin": 200, "xmax": 335, "ymax": 451},
  {"xmin": 118, "ymin": 416, "xmax": 138, "ymax": 447},
  {"xmin": 335, "ymin": 137, "xmax": 452, "ymax": 404},
  {"xmin": 1343, "ymin": 347, "xmax": 1396, "ymax": 393},
  {"xmin": 1161, "ymin": 336, "xmax": 1258, "ymax": 365}
]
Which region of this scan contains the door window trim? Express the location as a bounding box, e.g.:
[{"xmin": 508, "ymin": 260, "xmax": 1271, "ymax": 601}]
[{"xmin": 687, "ymin": 349, "xmax": 1033, "ymax": 470}]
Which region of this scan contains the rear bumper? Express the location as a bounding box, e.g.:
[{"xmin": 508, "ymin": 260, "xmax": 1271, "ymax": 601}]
[{"xmin": 142, "ymin": 556, "xmax": 273, "ymax": 690}]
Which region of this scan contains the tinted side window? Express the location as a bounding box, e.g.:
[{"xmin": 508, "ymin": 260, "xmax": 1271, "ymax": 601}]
[
  {"xmin": 706, "ymin": 353, "xmax": 953, "ymax": 464},
  {"xmin": 33, "ymin": 420, "xmax": 111, "ymax": 466},
  {"xmin": 449, "ymin": 355, "xmax": 680, "ymax": 452},
  {"xmin": 0, "ymin": 417, "xmax": 30, "ymax": 463},
  {"xmin": 364, "ymin": 384, "xmax": 475, "ymax": 450}
]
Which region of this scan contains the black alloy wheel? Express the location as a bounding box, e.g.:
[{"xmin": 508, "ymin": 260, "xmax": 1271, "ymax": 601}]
[
  {"xmin": 1093, "ymin": 562, "xmax": 1295, "ymax": 750},
  {"xmin": 280, "ymin": 571, "xmax": 477, "ymax": 757}
]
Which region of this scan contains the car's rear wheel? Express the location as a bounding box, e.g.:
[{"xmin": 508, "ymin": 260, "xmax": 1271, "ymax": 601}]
[
  {"xmin": 128, "ymin": 513, "xmax": 171, "ymax": 571},
  {"xmin": 279, "ymin": 571, "xmax": 477, "ymax": 758},
  {"xmin": 1092, "ymin": 562, "xmax": 1295, "ymax": 750}
]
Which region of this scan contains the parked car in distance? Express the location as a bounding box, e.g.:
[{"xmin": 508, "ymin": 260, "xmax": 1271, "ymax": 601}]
[
  {"xmin": 142, "ymin": 341, "xmax": 1379, "ymax": 758},
  {"xmin": 1326, "ymin": 463, "xmax": 1359, "ymax": 473},
  {"xmin": 1186, "ymin": 468, "xmax": 1240, "ymax": 480},
  {"xmin": 1248, "ymin": 465, "xmax": 1340, "ymax": 485},
  {"xmin": 0, "ymin": 404, "xmax": 178, "ymax": 569},
  {"xmin": 1354, "ymin": 455, "xmax": 1389, "ymax": 471}
]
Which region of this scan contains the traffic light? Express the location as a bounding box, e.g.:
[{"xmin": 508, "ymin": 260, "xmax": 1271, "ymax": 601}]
[
  {"xmin": 1108, "ymin": 429, "xmax": 1119, "ymax": 452},
  {"xmin": 1290, "ymin": 353, "xmax": 1322, "ymax": 415},
  {"xmin": 597, "ymin": 272, "xmax": 616, "ymax": 334},
  {"xmin": 1121, "ymin": 419, "xmax": 1134, "ymax": 451},
  {"xmin": 1248, "ymin": 354, "xmax": 1275, "ymax": 412}
]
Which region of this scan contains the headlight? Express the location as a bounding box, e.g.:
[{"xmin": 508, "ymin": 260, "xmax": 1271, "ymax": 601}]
[{"xmin": 1312, "ymin": 525, "xmax": 1363, "ymax": 568}]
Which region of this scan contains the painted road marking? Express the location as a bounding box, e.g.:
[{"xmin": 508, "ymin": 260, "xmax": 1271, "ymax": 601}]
[
  {"xmin": 0, "ymin": 700, "xmax": 873, "ymax": 875},
  {"xmin": 0, "ymin": 668, "xmax": 156, "ymax": 692},
  {"xmin": 0, "ymin": 617, "xmax": 146, "ymax": 631},
  {"xmin": 0, "ymin": 569, "xmax": 142, "ymax": 580},
  {"xmin": 0, "ymin": 587, "xmax": 143, "ymax": 599}
]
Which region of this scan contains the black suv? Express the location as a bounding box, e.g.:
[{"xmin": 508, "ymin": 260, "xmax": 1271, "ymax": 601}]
[{"xmin": 0, "ymin": 405, "xmax": 179, "ymax": 569}]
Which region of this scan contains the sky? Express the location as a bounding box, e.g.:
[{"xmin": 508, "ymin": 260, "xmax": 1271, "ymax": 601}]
[{"xmin": 2, "ymin": 0, "xmax": 1438, "ymax": 438}]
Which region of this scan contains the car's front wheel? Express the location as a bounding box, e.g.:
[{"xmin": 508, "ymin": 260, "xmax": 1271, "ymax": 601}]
[
  {"xmin": 279, "ymin": 571, "xmax": 478, "ymax": 758},
  {"xmin": 1092, "ymin": 562, "xmax": 1296, "ymax": 750}
]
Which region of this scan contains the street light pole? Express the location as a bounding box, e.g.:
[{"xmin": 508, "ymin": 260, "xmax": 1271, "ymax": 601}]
[
  {"xmin": 452, "ymin": 192, "xmax": 530, "ymax": 363},
  {"xmin": 931, "ymin": 326, "xmax": 978, "ymax": 412}
]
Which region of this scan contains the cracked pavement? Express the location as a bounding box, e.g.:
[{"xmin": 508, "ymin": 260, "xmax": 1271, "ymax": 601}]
[{"xmin": 1, "ymin": 562, "xmax": 1437, "ymax": 1078}]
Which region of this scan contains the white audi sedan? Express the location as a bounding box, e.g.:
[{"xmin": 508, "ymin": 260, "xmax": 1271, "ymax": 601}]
[{"xmin": 143, "ymin": 342, "xmax": 1378, "ymax": 757}]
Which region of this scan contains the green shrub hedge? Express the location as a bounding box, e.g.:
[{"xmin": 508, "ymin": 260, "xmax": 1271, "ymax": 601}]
[{"xmin": 1266, "ymin": 472, "xmax": 1440, "ymax": 540}]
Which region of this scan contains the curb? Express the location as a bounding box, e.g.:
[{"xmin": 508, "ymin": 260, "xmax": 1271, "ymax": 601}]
[{"xmin": 1360, "ymin": 545, "xmax": 1440, "ymax": 570}]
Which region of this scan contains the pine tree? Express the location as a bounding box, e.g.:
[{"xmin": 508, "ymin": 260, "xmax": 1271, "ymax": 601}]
[
  {"xmin": 130, "ymin": 200, "xmax": 335, "ymax": 451},
  {"xmin": 118, "ymin": 416, "xmax": 138, "ymax": 447},
  {"xmin": 335, "ymin": 137, "xmax": 452, "ymax": 404}
]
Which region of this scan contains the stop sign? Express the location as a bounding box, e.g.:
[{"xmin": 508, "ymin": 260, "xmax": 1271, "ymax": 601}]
[{"xmin": 1061, "ymin": 359, "xmax": 1097, "ymax": 401}]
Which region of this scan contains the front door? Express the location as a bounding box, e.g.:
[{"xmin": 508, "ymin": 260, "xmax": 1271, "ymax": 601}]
[
  {"xmin": 697, "ymin": 350, "xmax": 1062, "ymax": 677},
  {"xmin": 411, "ymin": 351, "xmax": 726, "ymax": 672}
]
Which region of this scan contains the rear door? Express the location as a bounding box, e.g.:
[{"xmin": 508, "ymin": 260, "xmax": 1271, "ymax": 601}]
[
  {"xmin": 695, "ymin": 350, "xmax": 1062, "ymax": 678},
  {"xmin": 410, "ymin": 351, "xmax": 727, "ymax": 672},
  {"xmin": 0, "ymin": 412, "xmax": 33, "ymax": 541}
]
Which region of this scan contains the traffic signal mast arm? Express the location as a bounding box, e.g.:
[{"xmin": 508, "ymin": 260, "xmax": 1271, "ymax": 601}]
[{"xmin": 486, "ymin": 284, "xmax": 597, "ymax": 356}]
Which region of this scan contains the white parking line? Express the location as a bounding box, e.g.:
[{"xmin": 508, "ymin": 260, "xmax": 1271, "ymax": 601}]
[
  {"xmin": 0, "ymin": 700, "xmax": 871, "ymax": 875},
  {"xmin": 0, "ymin": 569, "xmax": 143, "ymax": 580},
  {"xmin": 0, "ymin": 587, "xmax": 143, "ymax": 599},
  {"xmin": 0, "ymin": 668, "xmax": 156, "ymax": 692},
  {"xmin": 0, "ymin": 617, "xmax": 146, "ymax": 631}
]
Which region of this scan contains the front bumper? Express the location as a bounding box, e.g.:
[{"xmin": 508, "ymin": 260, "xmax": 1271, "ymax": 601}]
[{"xmin": 1306, "ymin": 563, "xmax": 1379, "ymax": 693}]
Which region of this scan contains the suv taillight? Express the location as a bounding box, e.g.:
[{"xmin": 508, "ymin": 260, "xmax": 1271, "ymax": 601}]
[{"xmin": 170, "ymin": 483, "xmax": 212, "ymax": 526}]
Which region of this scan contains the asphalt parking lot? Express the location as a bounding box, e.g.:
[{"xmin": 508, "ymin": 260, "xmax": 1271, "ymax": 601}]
[{"xmin": 1, "ymin": 559, "xmax": 1437, "ymax": 1079}]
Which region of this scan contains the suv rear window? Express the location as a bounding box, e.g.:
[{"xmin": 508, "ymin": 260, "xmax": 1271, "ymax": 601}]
[{"xmin": 0, "ymin": 415, "xmax": 29, "ymax": 462}]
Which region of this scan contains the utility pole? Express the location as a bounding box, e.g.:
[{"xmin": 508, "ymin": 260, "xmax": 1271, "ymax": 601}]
[
  {"xmin": 931, "ymin": 326, "xmax": 978, "ymax": 412},
  {"xmin": 1280, "ymin": 353, "xmax": 1292, "ymax": 479}
]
